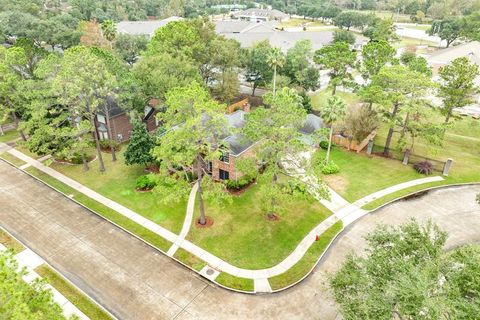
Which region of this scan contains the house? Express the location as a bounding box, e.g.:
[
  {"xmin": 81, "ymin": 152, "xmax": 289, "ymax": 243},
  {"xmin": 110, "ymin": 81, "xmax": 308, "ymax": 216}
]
[
  {"xmin": 215, "ymin": 21, "xmax": 367, "ymax": 52},
  {"xmin": 210, "ymin": 100, "xmax": 324, "ymax": 181},
  {"xmin": 95, "ymin": 99, "xmax": 161, "ymax": 143},
  {"xmin": 116, "ymin": 16, "xmax": 183, "ymax": 38},
  {"xmin": 231, "ymin": 8, "xmax": 290, "ymax": 22},
  {"xmin": 427, "ymin": 41, "xmax": 480, "ymax": 80}
]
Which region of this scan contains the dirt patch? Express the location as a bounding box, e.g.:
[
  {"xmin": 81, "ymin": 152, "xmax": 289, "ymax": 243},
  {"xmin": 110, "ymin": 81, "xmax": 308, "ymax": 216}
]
[
  {"xmin": 323, "ymin": 175, "xmax": 348, "ymax": 195},
  {"xmin": 53, "ymin": 155, "xmax": 96, "ymax": 165},
  {"xmin": 195, "ymin": 216, "xmax": 214, "ymax": 228},
  {"xmin": 135, "ymin": 188, "xmax": 153, "ymax": 193},
  {"xmin": 100, "ymin": 145, "xmax": 122, "ymax": 154},
  {"xmin": 144, "ymin": 165, "xmax": 159, "ymax": 173},
  {"xmin": 266, "ymin": 213, "xmax": 280, "ymax": 221}
]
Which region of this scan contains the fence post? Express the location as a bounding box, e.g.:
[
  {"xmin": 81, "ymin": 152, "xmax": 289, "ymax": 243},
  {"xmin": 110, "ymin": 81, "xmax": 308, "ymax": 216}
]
[
  {"xmin": 366, "ymin": 139, "xmax": 374, "ymax": 155},
  {"xmin": 402, "ymin": 149, "xmax": 410, "ymax": 165},
  {"xmin": 442, "ymin": 158, "xmax": 453, "ymax": 176}
]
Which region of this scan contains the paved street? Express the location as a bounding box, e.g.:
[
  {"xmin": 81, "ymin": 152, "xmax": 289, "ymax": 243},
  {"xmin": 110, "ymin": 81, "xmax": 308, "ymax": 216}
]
[{"xmin": 1, "ymin": 159, "xmax": 480, "ymax": 319}]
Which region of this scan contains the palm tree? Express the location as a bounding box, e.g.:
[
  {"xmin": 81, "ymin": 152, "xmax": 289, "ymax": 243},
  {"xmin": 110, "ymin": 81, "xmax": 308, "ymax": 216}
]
[
  {"xmin": 320, "ymin": 96, "xmax": 347, "ymax": 163},
  {"xmin": 101, "ymin": 20, "xmax": 117, "ymax": 49},
  {"xmin": 267, "ymin": 48, "xmax": 285, "ymax": 95}
]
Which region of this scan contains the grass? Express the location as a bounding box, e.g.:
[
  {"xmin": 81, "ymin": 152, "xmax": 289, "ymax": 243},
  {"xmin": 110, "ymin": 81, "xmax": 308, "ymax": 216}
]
[
  {"xmin": 0, "ymin": 229, "xmax": 24, "ymax": 254},
  {"xmin": 35, "ymin": 264, "xmax": 112, "ymax": 320},
  {"xmin": 50, "ymin": 148, "xmax": 187, "ymax": 234},
  {"xmin": 404, "ymin": 25, "xmax": 431, "ymax": 31},
  {"xmin": 188, "ymin": 176, "xmax": 333, "ymax": 269},
  {"xmin": 394, "ymin": 36, "xmax": 438, "ymax": 49},
  {"xmin": 173, "ymin": 248, "xmax": 206, "ymax": 271},
  {"xmin": 269, "ymin": 220, "xmax": 343, "ymax": 291},
  {"xmin": 316, "ymin": 147, "xmax": 424, "ymax": 202},
  {"xmin": 0, "ymin": 152, "xmax": 26, "ymax": 167},
  {"xmin": 25, "ymin": 166, "xmax": 172, "ymax": 252},
  {"xmin": 311, "ymin": 89, "xmax": 360, "ymax": 111},
  {"xmin": 0, "ymin": 130, "xmax": 19, "ymax": 143},
  {"xmin": 279, "ymin": 18, "xmax": 326, "ymax": 28},
  {"xmin": 215, "ymin": 272, "xmax": 254, "ymax": 292}
]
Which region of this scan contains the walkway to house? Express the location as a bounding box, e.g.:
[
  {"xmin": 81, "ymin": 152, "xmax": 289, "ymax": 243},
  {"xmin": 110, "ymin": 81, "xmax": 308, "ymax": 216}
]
[
  {"xmin": 0, "ymin": 243, "xmax": 90, "ymax": 320},
  {"xmin": 1, "ymin": 143, "xmax": 445, "ymax": 293}
]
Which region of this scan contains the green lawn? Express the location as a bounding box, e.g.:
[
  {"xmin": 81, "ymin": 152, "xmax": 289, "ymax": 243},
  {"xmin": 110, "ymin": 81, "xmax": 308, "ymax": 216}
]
[
  {"xmin": 0, "ymin": 228, "xmax": 24, "ymax": 254},
  {"xmin": 279, "ymin": 18, "xmax": 326, "ymax": 28},
  {"xmin": 173, "ymin": 248, "xmax": 206, "ymax": 271},
  {"xmin": 0, "ymin": 130, "xmax": 19, "ymax": 143},
  {"xmin": 269, "ymin": 220, "xmax": 342, "ymax": 291},
  {"xmin": 316, "ymin": 148, "xmax": 424, "ymax": 202},
  {"xmin": 0, "ymin": 152, "xmax": 26, "ymax": 167},
  {"xmin": 311, "ymin": 89, "xmax": 360, "ymax": 111},
  {"xmin": 187, "ymin": 176, "xmax": 332, "ymax": 269},
  {"xmin": 405, "ymin": 25, "xmax": 431, "ymax": 31},
  {"xmin": 394, "ymin": 36, "xmax": 439, "ymax": 49},
  {"xmin": 25, "ymin": 167, "xmax": 172, "ymax": 252},
  {"xmin": 50, "ymin": 149, "xmax": 187, "ymax": 234},
  {"xmin": 215, "ymin": 272, "xmax": 254, "ymax": 292},
  {"xmin": 35, "ymin": 264, "xmax": 112, "ymax": 320}
]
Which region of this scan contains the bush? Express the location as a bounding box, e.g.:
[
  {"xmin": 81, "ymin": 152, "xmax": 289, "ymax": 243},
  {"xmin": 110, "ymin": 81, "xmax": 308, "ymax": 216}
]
[
  {"xmin": 321, "ymin": 161, "xmax": 340, "ymax": 175},
  {"xmin": 319, "ymin": 140, "xmax": 330, "ymax": 150},
  {"xmin": 413, "ymin": 161, "xmax": 433, "ymax": 175},
  {"xmin": 135, "ymin": 174, "xmax": 157, "ymax": 190},
  {"xmin": 70, "ymin": 152, "xmax": 84, "ymax": 165},
  {"xmin": 225, "ymin": 176, "xmax": 254, "ymax": 190},
  {"xmin": 99, "ymin": 139, "xmax": 120, "ymax": 151}
]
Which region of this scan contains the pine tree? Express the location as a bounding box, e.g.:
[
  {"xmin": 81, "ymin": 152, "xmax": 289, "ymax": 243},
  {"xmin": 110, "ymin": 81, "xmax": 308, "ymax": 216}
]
[{"xmin": 124, "ymin": 120, "xmax": 155, "ymax": 167}]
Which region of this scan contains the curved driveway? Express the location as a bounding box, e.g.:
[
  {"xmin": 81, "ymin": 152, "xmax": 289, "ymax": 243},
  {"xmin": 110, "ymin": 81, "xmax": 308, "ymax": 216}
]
[{"xmin": 1, "ymin": 160, "xmax": 479, "ymax": 319}]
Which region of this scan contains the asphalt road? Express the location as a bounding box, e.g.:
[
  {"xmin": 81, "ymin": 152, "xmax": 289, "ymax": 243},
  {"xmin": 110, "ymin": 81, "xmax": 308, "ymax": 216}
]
[{"xmin": 1, "ymin": 159, "xmax": 479, "ymax": 319}]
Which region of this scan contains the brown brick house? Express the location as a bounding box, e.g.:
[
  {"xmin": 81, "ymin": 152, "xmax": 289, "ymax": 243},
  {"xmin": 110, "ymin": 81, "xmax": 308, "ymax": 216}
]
[{"xmin": 95, "ymin": 99, "xmax": 161, "ymax": 143}]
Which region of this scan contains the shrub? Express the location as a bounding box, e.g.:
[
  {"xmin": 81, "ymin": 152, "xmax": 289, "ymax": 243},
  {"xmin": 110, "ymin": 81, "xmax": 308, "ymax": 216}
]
[
  {"xmin": 319, "ymin": 140, "xmax": 330, "ymax": 150},
  {"xmin": 225, "ymin": 176, "xmax": 254, "ymax": 190},
  {"xmin": 70, "ymin": 152, "xmax": 84, "ymax": 164},
  {"xmin": 413, "ymin": 161, "xmax": 434, "ymax": 175},
  {"xmin": 135, "ymin": 174, "xmax": 157, "ymax": 190},
  {"xmin": 321, "ymin": 161, "xmax": 340, "ymax": 175},
  {"xmin": 99, "ymin": 139, "xmax": 120, "ymax": 151}
]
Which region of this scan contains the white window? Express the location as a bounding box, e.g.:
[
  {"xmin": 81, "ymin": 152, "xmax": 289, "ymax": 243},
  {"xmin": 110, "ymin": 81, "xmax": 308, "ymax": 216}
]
[
  {"xmin": 97, "ymin": 114, "xmax": 106, "ymax": 124},
  {"xmin": 144, "ymin": 106, "xmax": 153, "ymax": 117}
]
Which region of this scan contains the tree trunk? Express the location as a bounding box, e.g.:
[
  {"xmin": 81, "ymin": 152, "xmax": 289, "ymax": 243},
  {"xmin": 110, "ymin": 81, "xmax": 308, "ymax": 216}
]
[
  {"xmin": 104, "ymin": 109, "xmax": 117, "ymax": 162},
  {"xmin": 11, "ymin": 112, "xmax": 26, "ymax": 141},
  {"xmin": 90, "ymin": 115, "xmax": 106, "ymax": 172},
  {"xmin": 383, "ymin": 104, "xmax": 399, "ymax": 156},
  {"xmin": 81, "ymin": 153, "xmax": 89, "ymax": 171},
  {"xmin": 252, "ymin": 82, "xmax": 257, "ymax": 96},
  {"xmin": 332, "ymin": 84, "xmax": 337, "ymax": 96},
  {"xmin": 197, "ymin": 168, "xmax": 206, "ymax": 225},
  {"xmin": 273, "ymin": 65, "xmax": 277, "ymax": 96},
  {"xmin": 325, "ymin": 125, "xmax": 334, "ymax": 163},
  {"xmin": 444, "ymin": 110, "xmax": 452, "ymax": 124}
]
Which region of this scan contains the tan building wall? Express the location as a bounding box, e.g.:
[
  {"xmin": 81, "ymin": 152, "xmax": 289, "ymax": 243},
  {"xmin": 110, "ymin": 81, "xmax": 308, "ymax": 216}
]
[{"xmin": 211, "ymin": 147, "xmax": 256, "ymax": 181}]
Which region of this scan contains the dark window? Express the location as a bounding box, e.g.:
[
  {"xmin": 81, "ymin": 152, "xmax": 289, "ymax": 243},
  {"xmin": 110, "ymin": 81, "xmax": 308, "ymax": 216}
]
[
  {"xmin": 207, "ymin": 161, "xmax": 213, "ymax": 173},
  {"xmin": 220, "ymin": 152, "xmax": 230, "ymax": 163},
  {"xmin": 219, "ymin": 169, "xmax": 230, "ymax": 181}
]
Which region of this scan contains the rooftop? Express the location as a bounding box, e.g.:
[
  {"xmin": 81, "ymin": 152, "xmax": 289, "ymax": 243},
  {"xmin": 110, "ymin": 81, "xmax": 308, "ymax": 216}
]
[
  {"xmin": 232, "ymin": 8, "xmax": 289, "ymax": 19},
  {"xmin": 116, "ymin": 16, "xmax": 183, "ymax": 37},
  {"xmin": 428, "ymin": 41, "xmax": 480, "ymax": 65}
]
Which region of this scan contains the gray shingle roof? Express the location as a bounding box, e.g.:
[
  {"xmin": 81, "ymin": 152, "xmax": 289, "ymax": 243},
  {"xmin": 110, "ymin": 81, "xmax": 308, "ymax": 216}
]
[
  {"xmin": 300, "ymin": 114, "xmax": 324, "ymax": 134},
  {"xmin": 116, "ymin": 16, "xmax": 183, "ymax": 37},
  {"xmin": 215, "ymin": 20, "xmax": 278, "ymax": 34},
  {"xmin": 232, "ymin": 8, "xmax": 289, "ymax": 19},
  {"xmin": 428, "ymin": 41, "xmax": 480, "ymax": 65}
]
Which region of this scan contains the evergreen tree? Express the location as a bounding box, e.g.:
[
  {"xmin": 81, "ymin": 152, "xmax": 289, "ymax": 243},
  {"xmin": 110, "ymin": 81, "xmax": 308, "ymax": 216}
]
[{"xmin": 124, "ymin": 119, "xmax": 155, "ymax": 167}]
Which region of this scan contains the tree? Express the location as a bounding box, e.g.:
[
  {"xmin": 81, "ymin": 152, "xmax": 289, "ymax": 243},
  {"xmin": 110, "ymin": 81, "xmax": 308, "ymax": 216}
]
[
  {"xmin": 0, "ymin": 251, "xmax": 69, "ymax": 319},
  {"xmin": 152, "ymin": 82, "xmax": 230, "ymax": 225},
  {"xmin": 132, "ymin": 52, "xmax": 202, "ymax": 103},
  {"xmin": 363, "ymin": 18, "xmax": 398, "ymax": 42},
  {"xmin": 101, "ymin": 19, "xmax": 117, "ymax": 49},
  {"xmin": 438, "ymin": 57, "xmax": 479, "ymax": 123},
  {"xmin": 333, "ymin": 29, "xmax": 356, "ymax": 45},
  {"xmin": 114, "ymin": 34, "xmax": 148, "ymax": 66},
  {"xmin": 334, "ymin": 11, "xmax": 372, "ymax": 31},
  {"xmin": 124, "ymin": 119, "xmax": 156, "ymax": 167},
  {"xmin": 428, "ymin": 17, "xmax": 462, "ymax": 47},
  {"xmin": 320, "ymin": 96, "xmax": 346, "ymax": 163},
  {"xmin": 243, "ymin": 88, "xmax": 328, "ymax": 217},
  {"xmin": 370, "ymin": 65, "xmax": 433, "ymax": 155},
  {"xmin": 267, "ymin": 48, "xmax": 285, "ymax": 96},
  {"xmin": 210, "ymin": 37, "xmax": 241, "ymax": 103},
  {"xmin": 244, "ymin": 40, "xmax": 273, "ymax": 96},
  {"xmin": 360, "ymin": 40, "xmax": 396, "ymax": 81},
  {"xmin": 314, "ymin": 42, "xmax": 356, "ymax": 95},
  {"xmin": 330, "ymin": 220, "xmax": 480, "ymax": 319},
  {"xmin": 400, "ymin": 53, "xmax": 432, "ymax": 76},
  {"xmin": 283, "ymin": 40, "xmax": 320, "ymax": 91}
]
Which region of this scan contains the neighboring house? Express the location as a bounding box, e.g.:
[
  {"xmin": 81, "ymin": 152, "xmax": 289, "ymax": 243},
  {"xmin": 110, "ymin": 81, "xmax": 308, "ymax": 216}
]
[
  {"xmin": 215, "ymin": 21, "xmax": 367, "ymax": 52},
  {"xmin": 116, "ymin": 16, "xmax": 183, "ymax": 38},
  {"xmin": 210, "ymin": 100, "xmax": 324, "ymax": 181},
  {"xmin": 95, "ymin": 99, "xmax": 161, "ymax": 143},
  {"xmin": 427, "ymin": 41, "xmax": 480, "ymax": 80},
  {"xmin": 231, "ymin": 8, "xmax": 289, "ymax": 22}
]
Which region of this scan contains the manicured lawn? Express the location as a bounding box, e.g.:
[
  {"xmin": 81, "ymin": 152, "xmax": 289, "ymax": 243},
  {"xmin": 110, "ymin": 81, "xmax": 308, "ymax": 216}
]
[
  {"xmin": 215, "ymin": 273, "xmax": 254, "ymax": 292},
  {"xmin": 0, "ymin": 152, "xmax": 26, "ymax": 167},
  {"xmin": 394, "ymin": 36, "xmax": 438, "ymax": 49},
  {"xmin": 0, "ymin": 228, "xmax": 24, "ymax": 254},
  {"xmin": 269, "ymin": 220, "xmax": 343, "ymax": 291},
  {"xmin": 405, "ymin": 25, "xmax": 431, "ymax": 31},
  {"xmin": 35, "ymin": 264, "xmax": 112, "ymax": 320},
  {"xmin": 187, "ymin": 176, "xmax": 332, "ymax": 269},
  {"xmin": 25, "ymin": 167, "xmax": 172, "ymax": 252},
  {"xmin": 50, "ymin": 149, "xmax": 187, "ymax": 234},
  {"xmin": 311, "ymin": 89, "xmax": 360, "ymax": 111},
  {"xmin": 0, "ymin": 130, "xmax": 19, "ymax": 143},
  {"xmin": 315, "ymin": 147, "xmax": 424, "ymax": 202},
  {"xmin": 173, "ymin": 248, "xmax": 206, "ymax": 271},
  {"xmin": 279, "ymin": 18, "xmax": 326, "ymax": 28}
]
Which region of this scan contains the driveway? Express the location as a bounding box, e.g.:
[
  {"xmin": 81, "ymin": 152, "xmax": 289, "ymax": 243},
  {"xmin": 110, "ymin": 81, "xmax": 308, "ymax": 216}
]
[{"xmin": 1, "ymin": 159, "xmax": 479, "ymax": 319}]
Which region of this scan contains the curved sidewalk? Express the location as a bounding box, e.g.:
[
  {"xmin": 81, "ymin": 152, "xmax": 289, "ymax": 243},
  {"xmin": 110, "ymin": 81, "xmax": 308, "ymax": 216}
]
[{"xmin": 3, "ymin": 145, "xmax": 446, "ymax": 291}]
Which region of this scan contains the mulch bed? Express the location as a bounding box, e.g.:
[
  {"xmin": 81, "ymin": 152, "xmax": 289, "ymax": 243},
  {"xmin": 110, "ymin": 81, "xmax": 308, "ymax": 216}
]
[
  {"xmin": 195, "ymin": 216, "xmax": 214, "ymax": 228},
  {"xmin": 226, "ymin": 180, "xmax": 256, "ymax": 196},
  {"xmin": 266, "ymin": 213, "xmax": 280, "ymax": 222},
  {"xmin": 53, "ymin": 155, "xmax": 96, "ymax": 165},
  {"xmin": 100, "ymin": 145, "xmax": 122, "ymax": 154},
  {"xmin": 144, "ymin": 165, "xmax": 159, "ymax": 174},
  {"xmin": 135, "ymin": 188, "xmax": 153, "ymax": 193}
]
